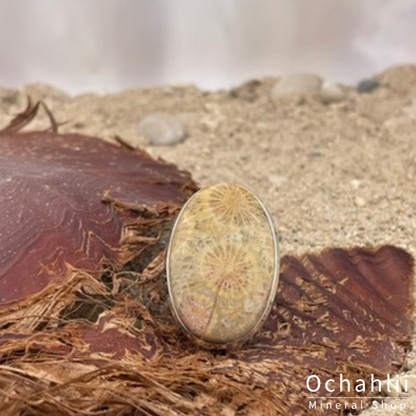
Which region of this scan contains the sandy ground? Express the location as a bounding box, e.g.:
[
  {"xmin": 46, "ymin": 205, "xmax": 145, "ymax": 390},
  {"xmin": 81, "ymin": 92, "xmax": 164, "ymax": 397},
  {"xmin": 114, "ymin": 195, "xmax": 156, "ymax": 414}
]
[{"xmin": 1, "ymin": 65, "xmax": 416, "ymax": 415}]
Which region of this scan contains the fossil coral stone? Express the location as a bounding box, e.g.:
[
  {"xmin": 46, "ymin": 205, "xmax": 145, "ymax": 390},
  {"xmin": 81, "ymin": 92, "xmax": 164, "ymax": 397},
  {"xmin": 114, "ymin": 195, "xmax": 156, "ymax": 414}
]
[{"xmin": 167, "ymin": 183, "xmax": 279, "ymax": 347}]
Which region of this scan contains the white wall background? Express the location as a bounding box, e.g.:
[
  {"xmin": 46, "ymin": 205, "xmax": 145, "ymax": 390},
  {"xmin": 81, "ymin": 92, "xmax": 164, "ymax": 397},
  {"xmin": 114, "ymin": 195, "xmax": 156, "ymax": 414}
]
[{"xmin": 0, "ymin": 0, "xmax": 415, "ymax": 94}]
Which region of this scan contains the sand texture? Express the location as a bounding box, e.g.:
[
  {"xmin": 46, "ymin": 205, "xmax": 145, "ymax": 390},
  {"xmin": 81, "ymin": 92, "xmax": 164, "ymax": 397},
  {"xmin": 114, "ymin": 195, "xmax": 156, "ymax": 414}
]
[{"xmin": 1, "ymin": 65, "xmax": 416, "ymax": 415}]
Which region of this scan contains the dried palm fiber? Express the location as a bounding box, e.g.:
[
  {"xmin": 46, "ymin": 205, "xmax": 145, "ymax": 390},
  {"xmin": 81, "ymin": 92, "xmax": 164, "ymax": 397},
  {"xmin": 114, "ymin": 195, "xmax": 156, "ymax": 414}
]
[{"xmin": 0, "ymin": 103, "xmax": 413, "ymax": 416}]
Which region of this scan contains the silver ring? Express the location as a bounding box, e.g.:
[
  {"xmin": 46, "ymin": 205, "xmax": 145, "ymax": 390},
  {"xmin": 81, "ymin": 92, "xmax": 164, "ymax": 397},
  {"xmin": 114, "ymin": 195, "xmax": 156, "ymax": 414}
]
[{"xmin": 166, "ymin": 183, "xmax": 280, "ymax": 349}]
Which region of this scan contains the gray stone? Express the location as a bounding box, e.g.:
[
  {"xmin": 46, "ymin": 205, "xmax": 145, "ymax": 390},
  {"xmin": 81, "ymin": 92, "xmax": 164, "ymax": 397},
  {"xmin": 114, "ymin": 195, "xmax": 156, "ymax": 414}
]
[
  {"xmin": 139, "ymin": 113, "xmax": 187, "ymax": 146},
  {"xmin": 319, "ymin": 82, "xmax": 345, "ymax": 104},
  {"xmin": 271, "ymin": 73, "xmax": 323, "ymax": 100},
  {"xmin": 0, "ymin": 89, "xmax": 21, "ymax": 106},
  {"xmin": 357, "ymin": 78, "xmax": 380, "ymax": 93}
]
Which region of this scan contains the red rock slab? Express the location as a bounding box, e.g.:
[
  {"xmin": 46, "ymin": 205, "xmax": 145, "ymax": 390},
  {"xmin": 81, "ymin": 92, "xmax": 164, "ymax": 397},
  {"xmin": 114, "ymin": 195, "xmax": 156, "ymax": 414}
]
[{"xmin": 0, "ymin": 103, "xmax": 196, "ymax": 306}]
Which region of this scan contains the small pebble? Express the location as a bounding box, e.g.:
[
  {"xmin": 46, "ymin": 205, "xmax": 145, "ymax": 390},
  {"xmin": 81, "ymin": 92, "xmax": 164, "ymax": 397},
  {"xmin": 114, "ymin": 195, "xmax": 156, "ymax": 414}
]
[
  {"xmin": 0, "ymin": 89, "xmax": 21, "ymax": 106},
  {"xmin": 229, "ymin": 80, "xmax": 261, "ymax": 102},
  {"xmin": 355, "ymin": 197, "xmax": 366, "ymax": 207},
  {"xmin": 319, "ymin": 82, "xmax": 345, "ymax": 104},
  {"xmin": 268, "ymin": 174, "xmax": 288, "ymax": 188},
  {"xmin": 139, "ymin": 113, "xmax": 187, "ymax": 146},
  {"xmin": 350, "ymin": 179, "xmax": 361, "ymax": 190},
  {"xmin": 357, "ymin": 78, "xmax": 380, "ymax": 94},
  {"xmin": 271, "ymin": 73, "xmax": 322, "ymax": 100}
]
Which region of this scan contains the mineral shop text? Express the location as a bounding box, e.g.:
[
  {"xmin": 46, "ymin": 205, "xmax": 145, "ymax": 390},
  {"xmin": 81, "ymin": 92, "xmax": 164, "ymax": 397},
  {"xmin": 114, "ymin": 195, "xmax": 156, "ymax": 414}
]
[{"xmin": 306, "ymin": 374, "xmax": 407, "ymax": 412}]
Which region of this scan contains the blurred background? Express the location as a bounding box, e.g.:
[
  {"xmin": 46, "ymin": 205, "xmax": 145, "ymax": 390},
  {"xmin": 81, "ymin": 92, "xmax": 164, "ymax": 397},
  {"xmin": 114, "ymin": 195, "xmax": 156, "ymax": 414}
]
[{"xmin": 0, "ymin": 0, "xmax": 415, "ymax": 94}]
